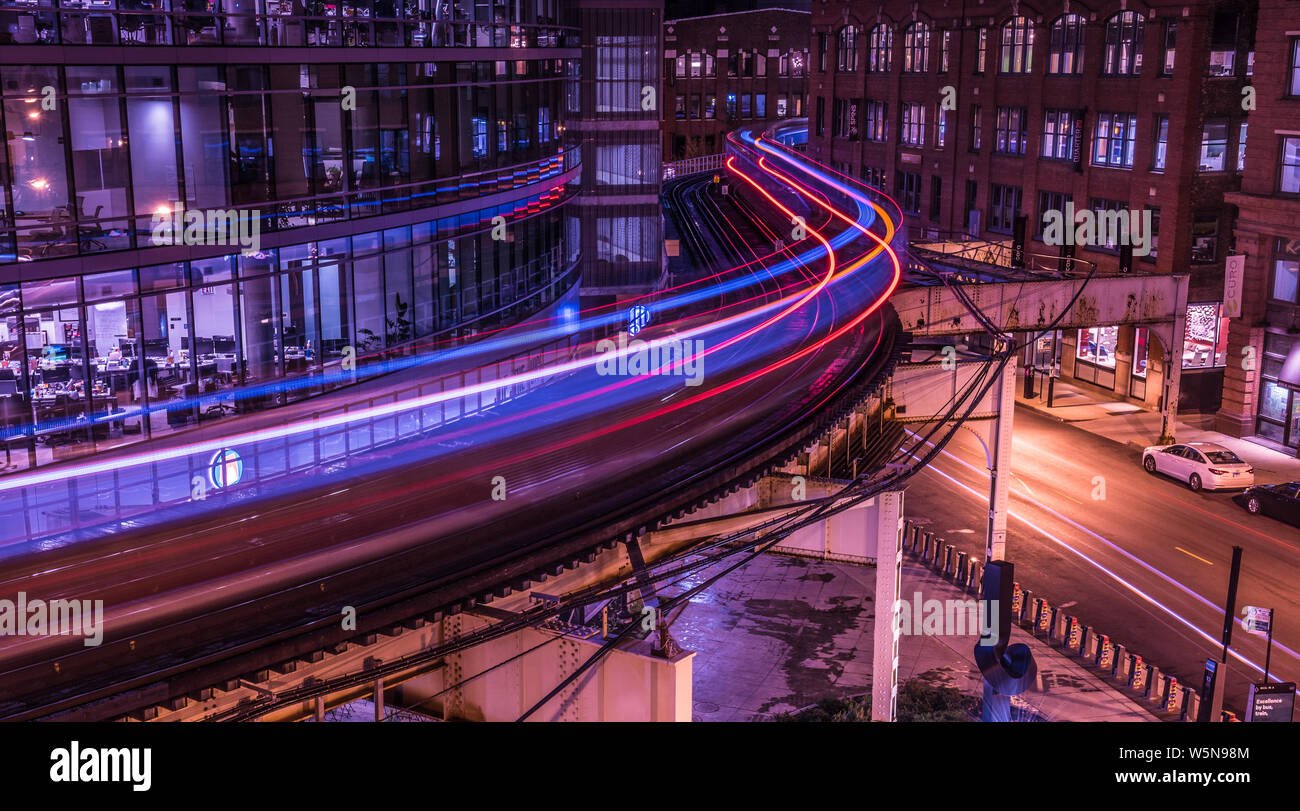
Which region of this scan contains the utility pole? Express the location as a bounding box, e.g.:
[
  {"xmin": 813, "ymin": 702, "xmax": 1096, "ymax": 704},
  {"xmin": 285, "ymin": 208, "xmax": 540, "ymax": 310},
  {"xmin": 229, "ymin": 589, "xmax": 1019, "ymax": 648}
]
[
  {"xmin": 985, "ymin": 348, "xmax": 1016, "ymax": 562},
  {"xmin": 1201, "ymin": 545, "xmax": 1243, "ymax": 722}
]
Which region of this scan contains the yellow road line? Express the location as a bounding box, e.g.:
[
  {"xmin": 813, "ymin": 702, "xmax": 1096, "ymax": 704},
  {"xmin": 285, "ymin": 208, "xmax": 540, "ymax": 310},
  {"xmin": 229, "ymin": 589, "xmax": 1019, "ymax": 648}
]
[{"xmin": 1175, "ymin": 546, "xmax": 1214, "ymax": 566}]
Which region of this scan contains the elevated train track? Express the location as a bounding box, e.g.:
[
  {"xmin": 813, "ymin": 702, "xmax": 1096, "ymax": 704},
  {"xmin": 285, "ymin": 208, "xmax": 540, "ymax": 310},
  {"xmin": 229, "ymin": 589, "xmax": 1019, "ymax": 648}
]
[{"xmin": 0, "ymin": 123, "xmax": 908, "ymax": 721}]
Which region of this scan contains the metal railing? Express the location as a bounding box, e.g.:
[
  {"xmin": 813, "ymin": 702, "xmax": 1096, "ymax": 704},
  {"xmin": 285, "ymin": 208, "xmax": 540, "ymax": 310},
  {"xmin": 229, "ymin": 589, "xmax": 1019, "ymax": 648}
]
[
  {"xmin": 662, "ymin": 153, "xmax": 724, "ymax": 181},
  {"xmin": 0, "ymin": 7, "xmax": 578, "ymax": 49}
]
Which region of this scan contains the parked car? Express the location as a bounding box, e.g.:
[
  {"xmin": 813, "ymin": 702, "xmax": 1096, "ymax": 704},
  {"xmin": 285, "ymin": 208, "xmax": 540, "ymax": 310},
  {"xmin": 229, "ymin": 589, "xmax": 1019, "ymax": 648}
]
[
  {"xmin": 1141, "ymin": 442, "xmax": 1255, "ymax": 492},
  {"xmin": 1235, "ymin": 482, "xmax": 1300, "ymax": 527}
]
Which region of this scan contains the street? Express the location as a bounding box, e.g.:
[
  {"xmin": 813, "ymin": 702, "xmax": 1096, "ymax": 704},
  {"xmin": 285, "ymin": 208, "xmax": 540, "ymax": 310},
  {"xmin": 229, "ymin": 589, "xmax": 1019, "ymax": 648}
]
[{"xmin": 902, "ymin": 406, "xmax": 1300, "ymax": 716}]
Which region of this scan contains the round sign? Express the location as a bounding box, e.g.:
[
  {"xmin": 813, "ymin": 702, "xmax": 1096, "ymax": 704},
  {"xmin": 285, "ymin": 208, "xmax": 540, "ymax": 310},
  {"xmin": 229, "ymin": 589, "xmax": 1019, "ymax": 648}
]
[
  {"xmin": 627, "ymin": 304, "xmax": 651, "ymax": 336},
  {"xmin": 209, "ymin": 448, "xmax": 244, "ymax": 489}
]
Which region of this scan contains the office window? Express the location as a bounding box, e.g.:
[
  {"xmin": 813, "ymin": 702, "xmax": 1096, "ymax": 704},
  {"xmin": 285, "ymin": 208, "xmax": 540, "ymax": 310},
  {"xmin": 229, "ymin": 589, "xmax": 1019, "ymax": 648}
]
[
  {"xmin": 1208, "ymin": 10, "xmax": 1238, "ymax": 77},
  {"xmin": 1184, "ymin": 303, "xmax": 1228, "ymax": 368},
  {"xmin": 832, "ymin": 98, "xmax": 853, "ymax": 138},
  {"xmin": 1199, "ymin": 119, "xmax": 1228, "ymax": 171},
  {"xmin": 1281, "ymin": 137, "xmax": 1300, "ymax": 193},
  {"xmin": 837, "ymin": 26, "xmax": 859, "ymax": 73},
  {"xmin": 869, "ymin": 25, "xmax": 893, "ymax": 73},
  {"xmin": 935, "ymin": 106, "xmax": 947, "ymax": 148},
  {"xmin": 1078, "ymin": 326, "xmax": 1120, "ymax": 369},
  {"xmin": 792, "ymin": 50, "xmax": 806, "ymax": 78},
  {"xmin": 861, "ymin": 166, "xmax": 886, "ymax": 189},
  {"xmin": 897, "ymin": 172, "xmax": 921, "ymax": 214},
  {"xmin": 1048, "ymin": 14, "xmax": 1085, "ymax": 75},
  {"xmin": 1238, "ymin": 122, "xmax": 1247, "ymax": 171},
  {"xmin": 705, "ymin": 95, "xmax": 716, "ymax": 119},
  {"xmin": 1092, "ymin": 112, "xmax": 1138, "ymax": 168},
  {"xmin": 689, "ymin": 52, "xmax": 702, "ymax": 78},
  {"xmin": 740, "ymin": 93, "xmax": 752, "ymax": 119},
  {"xmin": 1273, "ymin": 239, "xmax": 1300, "ymax": 302},
  {"xmin": 901, "ymin": 102, "xmax": 926, "ymax": 147},
  {"xmin": 930, "ymin": 176, "xmax": 943, "ymax": 220},
  {"xmin": 904, "ymin": 22, "xmax": 930, "ymax": 73},
  {"xmin": 818, "ymin": 33, "xmax": 828, "ymax": 73},
  {"xmin": 1152, "ymin": 115, "xmax": 1169, "ymax": 171},
  {"xmin": 994, "ymin": 107, "xmax": 1027, "ymax": 155},
  {"xmin": 674, "ymin": 55, "xmax": 685, "ymax": 79},
  {"xmin": 1161, "ymin": 21, "xmax": 1177, "ymax": 76},
  {"xmin": 689, "ymin": 94, "xmax": 701, "ymax": 119},
  {"xmin": 1036, "ymin": 190, "xmax": 1072, "ymax": 238},
  {"xmin": 728, "ymin": 93, "xmax": 739, "ymax": 120},
  {"xmin": 1087, "ymin": 198, "xmax": 1129, "ymax": 251},
  {"xmin": 864, "ymin": 100, "xmax": 887, "ymax": 142},
  {"xmin": 975, "ymin": 27, "xmax": 988, "ymax": 73},
  {"xmin": 1102, "ymin": 12, "xmax": 1144, "ymax": 76},
  {"xmin": 1041, "ymin": 109, "xmax": 1078, "ymax": 160},
  {"xmin": 999, "ymin": 16, "xmax": 1035, "ymax": 74},
  {"xmin": 675, "ymin": 95, "xmax": 686, "ymax": 119},
  {"xmin": 1290, "ymin": 39, "xmax": 1300, "ymax": 96},
  {"xmin": 756, "ymin": 94, "xmax": 766, "ymax": 118},
  {"xmin": 941, "ymin": 30, "xmax": 951, "ymax": 72},
  {"xmin": 970, "ymin": 104, "xmax": 982, "ymax": 151},
  {"xmin": 1191, "ymin": 213, "xmax": 1218, "ymax": 263},
  {"xmin": 988, "ymin": 184, "xmax": 1022, "ymax": 233},
  {"xmin": 815, "ymin": 95, "xmax": 824, "ymax": 136}
]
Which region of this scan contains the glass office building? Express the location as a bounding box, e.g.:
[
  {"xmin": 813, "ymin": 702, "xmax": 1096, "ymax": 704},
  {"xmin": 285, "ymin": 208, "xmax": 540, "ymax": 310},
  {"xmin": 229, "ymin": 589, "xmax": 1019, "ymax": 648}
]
[{"xmin": 0, "ymin": 2, "xmax": 583, "ymax": 471}]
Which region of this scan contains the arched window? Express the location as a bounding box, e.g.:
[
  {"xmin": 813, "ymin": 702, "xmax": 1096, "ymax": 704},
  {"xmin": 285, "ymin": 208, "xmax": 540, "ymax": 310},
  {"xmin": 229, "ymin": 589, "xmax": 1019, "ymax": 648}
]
[
  {"xmin": 837, "ymin": 26, "xmax": 858, "ymax": 72},
  {"xmin": 999, "ymin": 16, "xmax": 1034, "ymax": 74},
  {"xmin": 903, "ymin": 22, "xmax": 930, "ymax": 73},
  {"xmin": 868, "ymin": 24, "xmax": 892, "ymax": 73},
  {"xmin": 1048, "ymin": 14, "xmax": 1085, "ymax": 74},
  {"xmin": 1103, "ymin": 11, "xmax": 1144, "ymax": 76}
]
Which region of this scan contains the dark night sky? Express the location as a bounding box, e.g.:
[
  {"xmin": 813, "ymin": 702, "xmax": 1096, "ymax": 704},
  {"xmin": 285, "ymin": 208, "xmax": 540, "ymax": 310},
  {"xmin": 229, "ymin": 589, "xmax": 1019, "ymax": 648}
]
[{"xmin": 665, "ymin": 0, "xmax": 811, "ymax": 21}]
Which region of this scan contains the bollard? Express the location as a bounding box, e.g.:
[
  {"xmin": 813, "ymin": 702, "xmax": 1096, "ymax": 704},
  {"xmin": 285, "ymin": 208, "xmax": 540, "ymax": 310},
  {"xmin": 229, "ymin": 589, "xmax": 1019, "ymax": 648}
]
[
  {"xmin": 1146, "ymin": 666, "xmax": 1162, "ymax": 702},
  {"xmin": 956, "ymin": 551, "xmax": 968, "ymax": 584},
  {"xmin": 943, "ymin": 545, "xmax": 956, "ymax": 577},
  {"xmin": 909, "ymin": 524, "xmax": 922, "ymax": 554},
  {"xmin": 921, "ymin": 532, "xmax": 935, "ymax": 562},
  {"xmin": 1130, "ymin": 655, "xmax": 1148, "ymax": 696},
  {"xmin": 1097, "ymin": 636, "xmax": 1115, "ymax": 675},
  {"xmin": 937, "ymin": 543, "xmax": 952, "ymax": 574},
  {"xmin": 1162, "ymin": 675, "xmax": 1182, "ymax": 714},
  {"xmin": 967, "ymin": 560, "xmax": 982, "ymax": 595},
  {"xmin": 1050, "ymin": 607, "xmax": 1066, "ymax": 641},
  {"xmin": 1082, "ymin": 627, "xmax": 1097, "ymax": 659},
  {"xmin": 1035, "ymin": 600, "xmax": 1052, "ymax": 635},
  {"xmin": 1011, "ymin": 583, "xmax": 1024, "ymax": 620},
  {"xmin": 1066, "ymin": 616, "xmax": 1083, "ymax": 652},
  {"xmin": 1184, "ymin": 689, "xmax": 1200, "ymax": 722},
  {"xmin": 1114, "ymin": 644, "xmax": 1130, "ymax": 681}
]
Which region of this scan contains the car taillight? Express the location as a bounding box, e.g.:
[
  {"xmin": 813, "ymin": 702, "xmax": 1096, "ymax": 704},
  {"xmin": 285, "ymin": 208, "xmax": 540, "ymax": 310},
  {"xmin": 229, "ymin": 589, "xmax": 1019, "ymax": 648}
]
[{"xmin": 1209, "ymin": 468, "xmax": 1229, "ymax": 475}]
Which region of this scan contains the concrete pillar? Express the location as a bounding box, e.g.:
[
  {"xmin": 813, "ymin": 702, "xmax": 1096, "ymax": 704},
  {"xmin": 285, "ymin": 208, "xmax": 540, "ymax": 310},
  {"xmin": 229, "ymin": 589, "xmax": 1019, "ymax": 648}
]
[
  {"xmin": 871, "ymin": 491, "xmax": 905, "ymax": 722},
  {"xmin": 1184, "ymin": 688, "xmax": 1200, "ymax": 722},
  {"xmin": 985, "ymin": 353, "xmax": 1017, "ymax": 561},
  {"xmin": 1019, "ymin": 590, "xmax": 1033, "ymax": 623},
  {"xmin": 314, "ymin": 696, "xmax": 325, "ymax": 722},
  {"xmin": 374, "ymin": 676, "xmax": 385, "ymax": 721},
  {"xmin": 1157, "ymin": 277, "xmax": 1189, "ymax": 444}
]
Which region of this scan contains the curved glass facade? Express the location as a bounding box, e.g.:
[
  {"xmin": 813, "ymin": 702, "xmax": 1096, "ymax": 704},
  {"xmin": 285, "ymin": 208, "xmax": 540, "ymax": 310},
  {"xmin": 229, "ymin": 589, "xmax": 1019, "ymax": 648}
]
[{"xmin": 0, "ymin": 37, "xmax": 584, "ymax": 472}]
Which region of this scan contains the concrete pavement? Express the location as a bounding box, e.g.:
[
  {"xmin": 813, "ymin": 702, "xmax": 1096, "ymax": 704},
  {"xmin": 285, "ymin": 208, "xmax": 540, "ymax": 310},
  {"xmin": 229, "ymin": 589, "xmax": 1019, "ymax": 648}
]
[{"xmin": 674, "ymin": 551, "xmax": 1156, "ymax": 721}]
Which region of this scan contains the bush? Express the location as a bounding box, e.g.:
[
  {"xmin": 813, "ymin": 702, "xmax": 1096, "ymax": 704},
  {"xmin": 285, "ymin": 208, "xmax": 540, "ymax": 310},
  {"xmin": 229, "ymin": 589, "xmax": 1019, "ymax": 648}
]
[{"xmin": 770, "ymin": 681, "xmax": 978, "ymax": 722}]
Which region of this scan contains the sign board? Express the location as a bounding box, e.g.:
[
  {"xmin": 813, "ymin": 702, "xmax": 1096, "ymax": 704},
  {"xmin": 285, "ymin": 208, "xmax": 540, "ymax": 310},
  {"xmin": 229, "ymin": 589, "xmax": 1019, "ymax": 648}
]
[
  {"xmin": 1241, "ymin": 605, "xmax": 1272, "ymax": 636},
  {"xmin": 1246, "ymin": 682, "xmax": 1296, "ymax": 722},
  {"xmin": 1011, "ymin": 215, "xmax": 1028, "ymax": 269},
  {"xmin": 664, "ymin": 238, "xmax": 680, "ymax": 257},
  {"xmin": 1223, "ymin": 254, "xmax": 1246, "ymax": 319},
  {"xmin": 1197, "ymin": 658, "xmax": 1219, "ymax": 722}
]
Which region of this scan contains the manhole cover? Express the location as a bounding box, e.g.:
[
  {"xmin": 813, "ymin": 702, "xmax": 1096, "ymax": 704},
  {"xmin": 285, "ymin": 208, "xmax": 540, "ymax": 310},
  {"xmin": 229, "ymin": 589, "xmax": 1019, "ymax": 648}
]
[{"xmin": 694, "ymin": 701, "xmax": 719, "ymax": 713}]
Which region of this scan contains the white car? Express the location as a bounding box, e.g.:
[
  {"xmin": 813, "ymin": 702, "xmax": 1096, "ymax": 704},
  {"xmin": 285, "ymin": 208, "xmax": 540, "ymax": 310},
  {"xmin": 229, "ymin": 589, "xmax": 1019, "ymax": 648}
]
[{"xmin": 1142, "ymin": 442, "xmax": 1255, "ymax": 492}]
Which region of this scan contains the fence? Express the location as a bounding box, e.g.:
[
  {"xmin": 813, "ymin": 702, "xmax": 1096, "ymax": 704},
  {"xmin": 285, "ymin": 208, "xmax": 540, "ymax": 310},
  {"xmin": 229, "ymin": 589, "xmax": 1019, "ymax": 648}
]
[{"xmin": 662, "ymin": 153, "xmax": 725, "ymax": 181}]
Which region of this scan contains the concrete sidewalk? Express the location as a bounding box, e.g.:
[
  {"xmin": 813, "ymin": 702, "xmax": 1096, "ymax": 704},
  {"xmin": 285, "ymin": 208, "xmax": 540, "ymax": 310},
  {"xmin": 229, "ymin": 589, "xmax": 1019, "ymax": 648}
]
[
  {"xmin": 675, "ymin": 552, "xmax": 1156, "ymax": 721},
  {"xmin": 1015, "ymin": 371, "xmax": 1300, "ymax": 484}
]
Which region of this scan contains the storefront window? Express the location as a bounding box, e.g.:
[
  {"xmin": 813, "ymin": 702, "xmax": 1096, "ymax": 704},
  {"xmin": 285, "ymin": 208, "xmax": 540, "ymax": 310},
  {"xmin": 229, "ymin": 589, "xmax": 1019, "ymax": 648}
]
[
  {"xmin": 1132, "ymin": 328, "xmax": 1149, "ymax": 377},
  {"xmin": 1077, "ymin": 326, "xmax": 1119, "ymax": 369},
  {"xmin": 1183, "ymin": 303, "xmax": 1227, "ymax": 367}
]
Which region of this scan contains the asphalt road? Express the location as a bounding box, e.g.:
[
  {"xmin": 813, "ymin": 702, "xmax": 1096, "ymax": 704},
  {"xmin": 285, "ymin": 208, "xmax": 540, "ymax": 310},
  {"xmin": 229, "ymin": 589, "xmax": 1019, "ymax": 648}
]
[{"xmin": 902, "ymin": 406, "xmax": 1300, "ymax": 717}]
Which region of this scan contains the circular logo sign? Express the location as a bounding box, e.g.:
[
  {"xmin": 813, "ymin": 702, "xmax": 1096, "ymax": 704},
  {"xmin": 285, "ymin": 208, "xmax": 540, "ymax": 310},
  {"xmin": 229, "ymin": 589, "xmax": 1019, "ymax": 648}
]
[{"xmin": 208, "ymin": 448, "xmax": 244, "ymax": 489}]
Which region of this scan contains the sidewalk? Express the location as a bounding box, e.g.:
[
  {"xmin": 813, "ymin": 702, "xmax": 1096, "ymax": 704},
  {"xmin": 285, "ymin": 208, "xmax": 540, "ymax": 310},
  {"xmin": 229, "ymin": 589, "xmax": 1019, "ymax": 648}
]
[
  {"xmin": 676, "ymin": 552, "xmax": 1156, "ymax": 721},
  {"xmin": 1015, "ymin": 371, "xmax": 1300, "ymax": 484}
]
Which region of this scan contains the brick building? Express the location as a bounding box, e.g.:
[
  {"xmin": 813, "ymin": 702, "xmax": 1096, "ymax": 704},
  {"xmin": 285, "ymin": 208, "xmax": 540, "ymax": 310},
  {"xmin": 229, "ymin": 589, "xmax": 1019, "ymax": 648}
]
[
  {"xmin": 809, "ymin": 0, "xmax": 1257, "ymax": 414},
  {"xmin": 1217, "ymin": 0, "xmax": 1300, "ymax": 452},
  {"xmin": 664, "ymin": 8, "xmax": 811, "ymax": 160}
]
